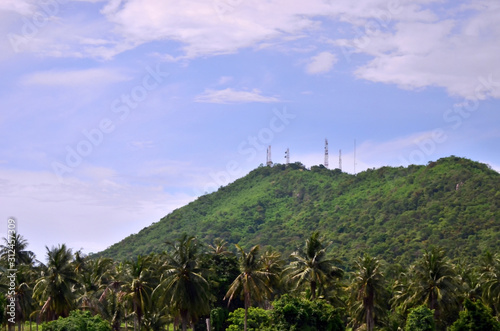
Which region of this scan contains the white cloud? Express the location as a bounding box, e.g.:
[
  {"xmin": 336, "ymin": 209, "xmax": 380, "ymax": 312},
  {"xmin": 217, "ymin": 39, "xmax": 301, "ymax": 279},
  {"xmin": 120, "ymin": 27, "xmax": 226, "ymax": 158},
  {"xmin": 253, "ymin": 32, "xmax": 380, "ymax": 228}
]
[
  {"xmin": 0, "ymin": 0, "xmax": 35, "ymax": 15},
  {"xmin": 20, "ymin": 68, "xmax": 131, "ymax": 87},
  {"xmin": 2, "ymin": 0, "xmax": 499, "ymax": 100},
  {"xmin": 347, "ymin": 3, "xmax": 500, "ymax": 99},
  {"xmin": 305, "ymin": 51, "xmax": 337, "ymax": 74},
  {"xmin": 195, "ymin": 88, "xmax": 281, "ymax": 104}
]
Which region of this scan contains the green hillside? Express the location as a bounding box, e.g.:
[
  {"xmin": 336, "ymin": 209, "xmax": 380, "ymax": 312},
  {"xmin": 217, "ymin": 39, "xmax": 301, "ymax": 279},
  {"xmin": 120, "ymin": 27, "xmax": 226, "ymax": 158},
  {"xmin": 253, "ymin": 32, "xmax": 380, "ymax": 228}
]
[{"xmin": 98, "ymin": 156, "xmax": 500, "ymax": 263}]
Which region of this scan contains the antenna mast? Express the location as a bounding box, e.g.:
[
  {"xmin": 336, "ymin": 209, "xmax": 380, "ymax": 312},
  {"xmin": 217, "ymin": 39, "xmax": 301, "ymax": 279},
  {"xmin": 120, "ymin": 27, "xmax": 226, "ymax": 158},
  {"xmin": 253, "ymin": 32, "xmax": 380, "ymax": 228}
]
[
  {"xmin": 266, "ymin": 146, "xmax": 273, "ymax": 166},
  {"xmin": 354, "ymin": 139, "xmax": 357, "ymax": 175},
  {"xmin": 324, "ymin": 139, "xmax": 329, "ymax": 168},
  {"xmin": 285, "ymin": 148, "xmax": 290, "ymax": 165},
  {"xmin": 339, "ymin": 149, "xmax": 342, "ymax": 171}
]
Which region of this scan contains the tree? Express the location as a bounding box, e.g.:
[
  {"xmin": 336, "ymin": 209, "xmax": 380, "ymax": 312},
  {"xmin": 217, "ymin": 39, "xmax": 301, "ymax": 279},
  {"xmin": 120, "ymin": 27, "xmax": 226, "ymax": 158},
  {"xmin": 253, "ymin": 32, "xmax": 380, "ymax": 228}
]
[
  {"xmin": 404, "ymin": 305, "xmax": 436, "ymax": 331},
  {"xmin": 42, "ymin": 310, "xmax": 111, "ymax": 331},
  {"xmin": 33, "ymin": 244, "xmax": 78, "ymax": 321},
  {"xmin": 201, "ymin": 238, "xmax": 240, "ymax": 309},
  {"xmin": 226, "ymin": 307, "xmax": 271, "ymax": 331},
  {"xmin": 284, "ymin": 232, "xmax": 343, "ymax": 300},
  {"xmin": 98, "ymin": 261, "xmax": 127, "ymax": 331},
  {"xmin": 348, "ymin": 255, "xmax": 387, "ymax": 331},
  {"xmin": 75, "ymin": 257, "xmax": 114, "ymax": 313},
  {"xmin": 0, "ymin": 234, "xmax": 37, "ymax": 266},
  {"xmin": 392, "ymin": 247, "xmax": 461, "ymax": 327},
  {"xmin": 122, "ymin": 255, "xmax": 153, "ymax": 331},
  {"xmin": 225, "ymin": 245, "xmax": 275, "ymax": 331},
  {"xmin": 271, "ymin": 294, "xmax": 345, "ymax": 331},
  {"xmin": 480, "ymin": 252, "xmax": 500, "ymax": 315},
  {"xmin": 156, "ymin": 235, "xmax": 211, "ymax": 331},
  {"xmin": 449, "ymin": 298, "xmax": 500, "ymax": 331}
]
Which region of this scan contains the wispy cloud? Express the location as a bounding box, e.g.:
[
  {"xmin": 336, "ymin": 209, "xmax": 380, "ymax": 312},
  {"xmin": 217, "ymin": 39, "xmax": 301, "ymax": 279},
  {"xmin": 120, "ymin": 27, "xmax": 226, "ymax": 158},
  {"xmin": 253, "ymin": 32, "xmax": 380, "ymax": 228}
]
[
  {"xmin": 20, "ymin": 68, "xmax": 131, "ymax": 87},
  {"xmin": 194, "ymin": 88, "xmax": 281, "ymax": 104}
]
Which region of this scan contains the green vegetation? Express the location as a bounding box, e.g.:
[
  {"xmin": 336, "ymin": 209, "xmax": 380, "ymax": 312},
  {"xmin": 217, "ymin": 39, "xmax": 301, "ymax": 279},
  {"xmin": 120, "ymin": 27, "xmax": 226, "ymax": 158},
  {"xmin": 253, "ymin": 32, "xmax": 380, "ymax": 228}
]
[
  {"xmin": 225, "ymin": 307, "xmax": 270, "ymax": 331},
  {"xmin": 99, "ymin": 156, "xmax": 500, "ymax": 264},
  {"xmin": 270, "ymin": 294, "xmax": 344, "ymax": 331},
  {"xmin": 449, "ymin": 298, "xmax": 500, "ymax": 331},
  {"xmin": 1, "ymin": 156, "xmax": 500, "ymax": 331},
  {"xmin": 42, "ymin": 310, "xmax": 111, "ymax": 331},
  {"xmin": 404, "ymin": 305, "xmax": 436, "ymax": 331}
]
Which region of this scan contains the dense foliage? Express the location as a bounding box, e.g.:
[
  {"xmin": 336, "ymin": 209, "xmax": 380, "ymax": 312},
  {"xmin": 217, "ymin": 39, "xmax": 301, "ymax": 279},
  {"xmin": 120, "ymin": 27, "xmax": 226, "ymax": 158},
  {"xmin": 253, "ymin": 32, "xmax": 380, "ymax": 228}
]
[
  {"xmin": 42, "ymin": 310, "xmax": 111, "ymax": 331},
  {"xmin": 2, "ymin": 231, "xmax": 500, "ymax": 331},
  {"xmin": 98, "ymin": 156, "xmax": 500, "ymax": 265},
  {"xmin": 2, "ymin": 157, "xmax": 500, "ymax": 331}
]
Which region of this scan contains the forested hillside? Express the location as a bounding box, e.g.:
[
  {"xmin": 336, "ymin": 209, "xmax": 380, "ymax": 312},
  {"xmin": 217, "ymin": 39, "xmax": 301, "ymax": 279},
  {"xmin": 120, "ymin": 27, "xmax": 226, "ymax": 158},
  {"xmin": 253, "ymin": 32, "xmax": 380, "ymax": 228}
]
[{"xmin": 98, "ymin": 156, "xmax": 500, "ymax": 263}]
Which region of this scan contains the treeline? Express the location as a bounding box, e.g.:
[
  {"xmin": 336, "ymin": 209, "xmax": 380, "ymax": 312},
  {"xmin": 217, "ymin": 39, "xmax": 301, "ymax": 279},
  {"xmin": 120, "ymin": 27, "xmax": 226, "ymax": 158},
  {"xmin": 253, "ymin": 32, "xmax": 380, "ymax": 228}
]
[{"xmin": 1, "ymin": 233, "xmax": 500, "ymax": 331}]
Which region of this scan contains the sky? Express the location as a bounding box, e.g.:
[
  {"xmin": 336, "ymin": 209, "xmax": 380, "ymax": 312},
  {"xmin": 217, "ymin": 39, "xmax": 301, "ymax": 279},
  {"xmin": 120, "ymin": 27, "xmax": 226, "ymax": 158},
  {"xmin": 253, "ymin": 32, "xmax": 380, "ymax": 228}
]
[{"xmin": 1, "ymin": 0, "xmax": 499, "ymax": 262}]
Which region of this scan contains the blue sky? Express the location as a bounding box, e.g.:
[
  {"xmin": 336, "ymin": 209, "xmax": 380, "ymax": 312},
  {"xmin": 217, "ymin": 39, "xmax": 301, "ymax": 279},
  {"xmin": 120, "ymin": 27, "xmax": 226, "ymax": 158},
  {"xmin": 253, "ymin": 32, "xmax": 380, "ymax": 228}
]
[{"xmin": 1, "ymin": 0, "xmax": 499, "ymax": 261}]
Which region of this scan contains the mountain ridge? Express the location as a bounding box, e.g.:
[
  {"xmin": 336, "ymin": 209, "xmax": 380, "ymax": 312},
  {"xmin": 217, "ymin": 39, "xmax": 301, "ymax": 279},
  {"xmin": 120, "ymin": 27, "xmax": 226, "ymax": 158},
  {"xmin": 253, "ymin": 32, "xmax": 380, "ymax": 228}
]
[{"xmin": 97, "ymin": 156, "xmax": 500, "ymax": 263}]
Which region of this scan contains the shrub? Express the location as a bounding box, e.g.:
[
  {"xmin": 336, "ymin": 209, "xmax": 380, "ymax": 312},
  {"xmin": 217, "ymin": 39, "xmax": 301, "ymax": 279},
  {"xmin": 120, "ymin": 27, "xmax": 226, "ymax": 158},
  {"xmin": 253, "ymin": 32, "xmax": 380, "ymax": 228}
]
[{"xmin": 42, "ymin": 310, "xmax": 111, "ymax": 331}]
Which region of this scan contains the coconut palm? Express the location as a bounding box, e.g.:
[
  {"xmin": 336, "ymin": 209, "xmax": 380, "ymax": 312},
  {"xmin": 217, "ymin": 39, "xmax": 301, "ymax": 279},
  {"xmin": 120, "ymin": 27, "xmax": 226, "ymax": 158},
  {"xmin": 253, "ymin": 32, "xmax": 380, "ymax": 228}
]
[
  {"xmin": 393, "ymin": 247, "xmax": 461, "ymax": 327},
  {"xmin": 0, "ymin": 234, "xmax": 37, "ymax": 266},
  {"xmin": 284, "ymin": 232, "xmax": 344, "ymax": 300},
  {"xmin": 260, "ymin": 249, "xmax": 284, "ymax": 300},
  {"xmin": 155, "ymin": 235, "xmax": 211, "ymax": 331},
  {"xmin": 99, "ymin": 261, "xmax": 128, "ymax": 331},
  {"xmin": 6, "ymin": 264, "xmax": 35, "ymax": 331},
  {"xmin": 122, "ymin": 255, "xmax": 153, "ymax": 331},
  {"xmin": 76, "ymin": 257, "xmax": 114, "ymax": 313},
  {"xmin": 32, "ymin": 244, "xmax": 78, "ymax": 321},
  {"xmin": 208, "ymin": 238, "xmax": 232, "ymax": 256},
  {"xmin": 348, "ymin": 255, "xmax": 388, "ymax": 331},
  {"xmin": 480, "ymin": 252, "xmax": 500, "ymax": 315},
  {"xmin": 225, "ymin": 244, "xmax": 275, "ymax": 331}
]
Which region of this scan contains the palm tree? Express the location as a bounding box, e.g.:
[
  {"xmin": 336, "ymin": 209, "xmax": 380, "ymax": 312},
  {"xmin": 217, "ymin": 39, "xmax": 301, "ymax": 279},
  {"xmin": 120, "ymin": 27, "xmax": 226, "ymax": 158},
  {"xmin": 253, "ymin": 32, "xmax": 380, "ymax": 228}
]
[
  {"xmin": 208, "ymin": 238, "xmax": 232, "ymax": 256},
  {"xmin": 76, "ymin": 257, "xmax": 114, "ymax": 313},
  {"xmin": 284, "ymin": 232, "xmax": 344, "ymax": 300},
  {"xmin": 348, "ymin": 255, "xmax": 388, "ymax": 331},
  {"xmin": 480, "ymin": 252, "xmax": 500, "ymax": 315},
  {"xmin": 0, "ymin": 234, "xmax": 37, "ymax": 266},
  {"xmin": 122, "ymin": 255, "xmax": 153, "ymax": 331},
  {"xmin": 392, "ymin": 247, "xmax": 461, "ymax": 327},
  {"xmin": 32, "ymin": 244, "xmax": 78, "ymax": 321},
  {"xmin": 99, "ymin": 261, "xmax": 127, "ymax": 331},
  {"xmin": 260, "ymin": 249, "xmax": 284, "ymax": 300},
  {"xmin": 155, "ymin": 235, "xmax": 211, "ymax": 331},
  {"xmin": 225, "ymin": 244, "xmax": 275, "ymax": 331}
]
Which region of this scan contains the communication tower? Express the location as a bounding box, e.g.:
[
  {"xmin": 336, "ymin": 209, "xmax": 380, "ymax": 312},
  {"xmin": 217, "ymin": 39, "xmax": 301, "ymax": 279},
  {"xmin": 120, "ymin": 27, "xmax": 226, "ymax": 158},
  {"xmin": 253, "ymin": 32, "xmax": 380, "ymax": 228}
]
[
  {"xmin": 324, "ymin": 139, "xmax": 329, "ymax": 168},
  {"xmin": 339, "ymin": 149, "xmax": 342, "ymax": 171},
  {"xmin": 285, "ymin": 148, "xmax": 290, "ymax": 165},
  {"xmin": 266, "ymin": 146, "xmax": 273, "ymax": 166}
]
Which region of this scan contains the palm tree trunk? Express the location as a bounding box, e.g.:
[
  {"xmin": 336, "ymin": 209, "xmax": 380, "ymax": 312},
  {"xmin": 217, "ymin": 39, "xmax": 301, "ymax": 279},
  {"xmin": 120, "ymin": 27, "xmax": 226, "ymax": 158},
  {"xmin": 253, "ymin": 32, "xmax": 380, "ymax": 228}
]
[
  {"xmin": 180, "ymin": 310, "xmax": 188, "ymax": 331},
  {"xmin": 310, "ymin": 281, "xmax": 317, "ymax": 300},
  {"xmin": 244, "ymin": 305, "xmax": 248, "ymax": 331},
  {"xmin": 366, "ymin": 291, "xmax": 375, "ymax": 331},
  {"xmin": 244, "ymin": 291, "xmax": 250, "ymax": 331},
  {"xmin": 133, "ymin": 302, "xmax": 138, "ymax": 331},
  {"xmin": 366, "ymin": 305, "xmax": 374, "ymax": 331}
]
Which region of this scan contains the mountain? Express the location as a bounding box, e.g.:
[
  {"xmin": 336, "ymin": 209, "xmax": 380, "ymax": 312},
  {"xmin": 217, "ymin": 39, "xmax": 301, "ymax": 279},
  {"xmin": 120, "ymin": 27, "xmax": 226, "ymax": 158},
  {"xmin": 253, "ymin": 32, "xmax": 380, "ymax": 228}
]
[{"xmin": 97, "ymin": 156, "xmax": 500, "ymax": 264}]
